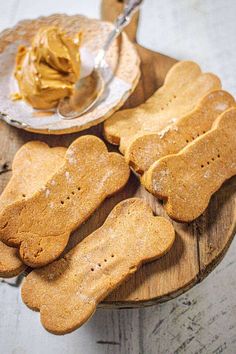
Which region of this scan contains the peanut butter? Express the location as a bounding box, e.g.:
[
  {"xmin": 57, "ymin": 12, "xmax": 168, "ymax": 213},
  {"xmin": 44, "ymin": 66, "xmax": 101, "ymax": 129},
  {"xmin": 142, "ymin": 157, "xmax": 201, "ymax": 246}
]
[{"xmin": 14, "ymin": 27, "xmax": 82, "ymax": 109}]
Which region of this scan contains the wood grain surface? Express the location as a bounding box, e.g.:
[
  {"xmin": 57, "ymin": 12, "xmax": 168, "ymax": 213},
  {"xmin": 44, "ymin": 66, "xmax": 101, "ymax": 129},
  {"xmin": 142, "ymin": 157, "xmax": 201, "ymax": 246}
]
[{"xmin": 0, "ymin": 0, "xmax": 235, "ymax": 308}]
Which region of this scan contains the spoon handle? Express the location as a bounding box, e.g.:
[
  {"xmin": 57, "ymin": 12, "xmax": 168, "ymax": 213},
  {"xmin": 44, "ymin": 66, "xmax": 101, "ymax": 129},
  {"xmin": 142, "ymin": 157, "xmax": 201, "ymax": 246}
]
[{"xmin": 95, "ymin": 0, "xmax": 143, "ymax": 67}]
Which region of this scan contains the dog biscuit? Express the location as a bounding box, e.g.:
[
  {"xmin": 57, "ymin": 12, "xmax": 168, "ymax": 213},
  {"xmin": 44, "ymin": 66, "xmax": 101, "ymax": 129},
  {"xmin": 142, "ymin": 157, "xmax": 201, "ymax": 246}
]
[
  {"xmin": 126, "ymin": 90, "xmax": 235, "ymax": 174},
  {"xmin": 143, "ymin": 108, "xmax": 236, "ymax": 222},
  {"xmin": 0, "ymin": 136, "xmax": 130, "ymax": 267},
  {"xmin": 0, "ymin": 141, "xmax": 66, "ymax": 277},
  {"xmin": 21, "ymin": 198, "xmax": 175, "ymax": 334},
  {"xmin": 103, "ymin": 61, "xmax": 221, "ymax": 153}
]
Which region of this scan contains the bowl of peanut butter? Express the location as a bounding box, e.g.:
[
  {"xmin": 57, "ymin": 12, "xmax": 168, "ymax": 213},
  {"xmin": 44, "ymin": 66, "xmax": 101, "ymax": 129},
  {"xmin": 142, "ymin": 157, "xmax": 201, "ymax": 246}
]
[{"xmin": 0, "ymin": 14, "xmax": 140, "ymax": 134}]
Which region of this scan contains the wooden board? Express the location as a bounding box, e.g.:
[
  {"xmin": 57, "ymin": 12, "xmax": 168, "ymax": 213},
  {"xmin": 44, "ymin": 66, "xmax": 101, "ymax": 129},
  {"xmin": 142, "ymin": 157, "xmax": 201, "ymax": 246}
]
[{"xmin": 0, "ymin": 1, "xmax": 235, "ymax": 308}]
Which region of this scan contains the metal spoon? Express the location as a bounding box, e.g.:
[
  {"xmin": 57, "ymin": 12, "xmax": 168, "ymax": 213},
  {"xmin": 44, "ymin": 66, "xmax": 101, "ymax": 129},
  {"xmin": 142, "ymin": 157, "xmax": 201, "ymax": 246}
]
[{"xmin": 57, "ymin": 0, "xmax": 143, "ymax": 120}]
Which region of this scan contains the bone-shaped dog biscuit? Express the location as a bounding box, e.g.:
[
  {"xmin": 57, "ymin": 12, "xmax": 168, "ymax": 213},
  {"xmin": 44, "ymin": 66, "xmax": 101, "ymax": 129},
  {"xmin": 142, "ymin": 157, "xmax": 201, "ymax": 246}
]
[
  {"xmin": 0, "ymin": 136, "xmax": 130, "ymax": 268},
  {"xmin": 126, "ymin": 90, "xmax": 235, "ymax": 174},
  {"xmin": 0, "ymin": 142, "xmax": 66, "ymax": 277},
  {"xmin": 104, "ymin": 61, "xmax": 221, "ymax": 153},
  {"xmin": 21, "ymin": 198, "xmax": 175, "ymax": 334},
  {"xmin": 143, "ymin": 108, "xmax": 236, "ymax": 222}
]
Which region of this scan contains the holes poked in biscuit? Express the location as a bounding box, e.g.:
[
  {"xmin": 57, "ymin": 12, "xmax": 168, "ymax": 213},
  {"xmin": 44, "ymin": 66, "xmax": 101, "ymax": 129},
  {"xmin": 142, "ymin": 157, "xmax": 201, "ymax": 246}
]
[
  {"xmin": 174, "ymin": 130, "xmax": 222, "ymax": 151},
  {"xmin": 185, "ymin": 130, "xmax": 207, "ymax": 143},
  {"xmin": 90, "ymin": 256, "xmax": 116, "ymax": 272},
  {"xmin": 59, "ymin": 186, "xmax": 82, "ymax": 207},
  {"xmin": 200, "ymin": 152, "xmax": 221, "ymax": 169},
  {"xmin": 160, "ymin": 94, "xmax": 177, "ymax": 110}
]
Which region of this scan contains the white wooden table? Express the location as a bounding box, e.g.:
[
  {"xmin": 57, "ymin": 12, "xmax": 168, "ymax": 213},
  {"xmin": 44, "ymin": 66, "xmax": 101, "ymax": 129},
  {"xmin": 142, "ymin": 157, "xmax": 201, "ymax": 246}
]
[{"xmin": 0, "ymin": 1, "xmax": 236, "ymax": 353}]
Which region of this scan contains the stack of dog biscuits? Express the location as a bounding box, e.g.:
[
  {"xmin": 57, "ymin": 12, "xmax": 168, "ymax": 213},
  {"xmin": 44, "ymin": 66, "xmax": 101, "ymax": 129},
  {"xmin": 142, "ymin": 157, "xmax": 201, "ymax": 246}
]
[
  {"xmin": 103, "ymin": 61, "xmax": 236, "ymax": 222},
  {"xmin": 0, "ymin": 136, "xmax": 175, "ymax": 333},
  {"xmin": 125, "ymin": 90, "xmax": 235, "ymax": 174},
  {"xmin": 1, "ymin": 59, "xmax": 235, "ymax": 334},
  {"xmin": 104, "ymin": 61, "xmax": 221, "ymax": 153}
]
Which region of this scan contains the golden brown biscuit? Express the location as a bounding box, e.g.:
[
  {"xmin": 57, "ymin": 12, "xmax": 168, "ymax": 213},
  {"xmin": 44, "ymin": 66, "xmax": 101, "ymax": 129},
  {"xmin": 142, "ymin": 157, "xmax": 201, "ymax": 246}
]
[
  {"xmin": 126, "ymin": 90, "xmax": 235, "ymax": 174},
  {"xmin": 21, "ymin": 198, "xmax": 175, "ymax": 335},
  {"xmin": 0, "ymin": 243, "xmax": 25, "ymax": 278},
  {"xmin": 103, "ymin": 61, "xmax": 221, "ymax": 153},
  {"xmin": 0, "ymin": 136, "xmax": 130, "ymax": 268},
  {"xmin": 143, "ymin": 108, "xmax": 236, "ymax": 222},
  {"xmin": 0, "ymin": 141, "xmax": 66, "ymax": 277}
]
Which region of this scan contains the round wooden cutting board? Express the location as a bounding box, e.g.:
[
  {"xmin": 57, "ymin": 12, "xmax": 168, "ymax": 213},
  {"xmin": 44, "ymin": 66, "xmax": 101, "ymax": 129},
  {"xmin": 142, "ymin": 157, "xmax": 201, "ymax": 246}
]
[{"xmin": 0, "ymin": 0, "xmax": 235, "ymax": 308}]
